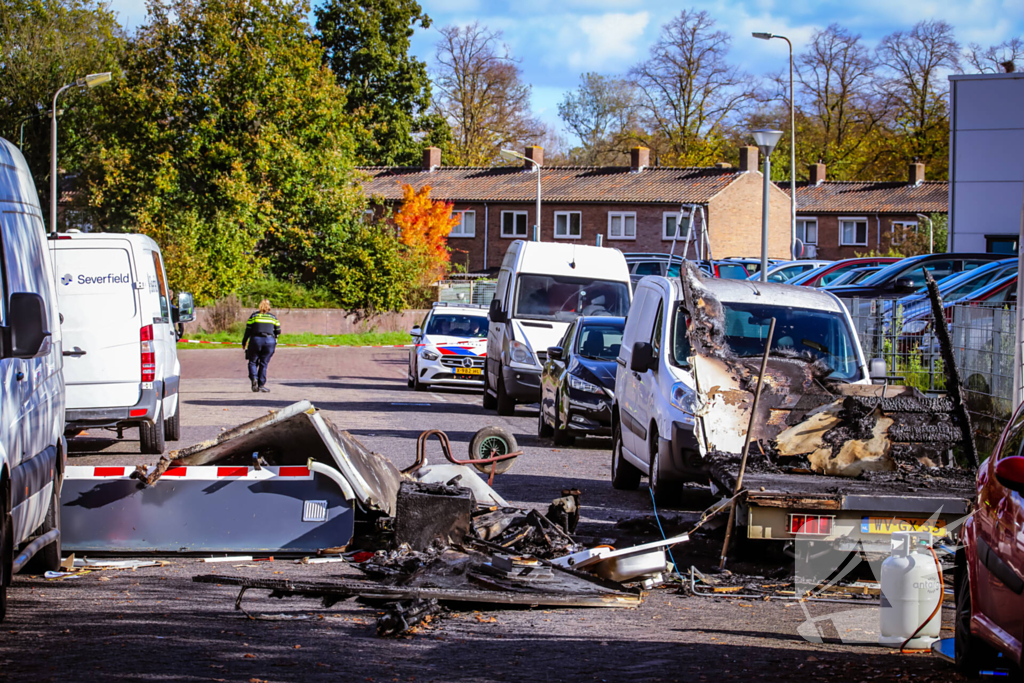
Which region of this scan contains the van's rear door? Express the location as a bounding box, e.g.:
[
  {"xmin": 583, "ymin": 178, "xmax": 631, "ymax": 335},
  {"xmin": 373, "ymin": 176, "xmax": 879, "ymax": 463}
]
[{"xmin": 54, "ymin": 241, "xmax": 142, "ymax": 409}]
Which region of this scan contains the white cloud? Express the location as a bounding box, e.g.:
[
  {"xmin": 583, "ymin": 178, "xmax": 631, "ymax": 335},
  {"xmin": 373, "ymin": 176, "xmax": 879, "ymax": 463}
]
[{"xmin": 564, "ymin": 11, "xmax": 651, "ymax": 70}]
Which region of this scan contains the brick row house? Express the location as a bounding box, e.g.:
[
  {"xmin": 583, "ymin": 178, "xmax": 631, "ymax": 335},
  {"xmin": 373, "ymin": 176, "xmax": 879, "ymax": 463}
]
[
  {"xmin": 782, "ymin": 163, "xmax": 949, "ymax": 261},
  {"xmin": 361, "ymin": 146, "xmax": 792, "ymax": 272}
]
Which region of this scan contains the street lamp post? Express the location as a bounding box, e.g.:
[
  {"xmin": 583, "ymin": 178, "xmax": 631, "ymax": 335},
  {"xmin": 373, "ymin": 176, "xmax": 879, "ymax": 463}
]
[
  {"xmin": 752, "ymin": 129, "xmax": 783, "ymax": 283},
  {"xmin": 753, "ymin": 32, "xmax": 797, "ymax": 260},
  {"xmin": 500, "ymin": 148, "xmax": 542, "ymax": 241},
  {"xmin": 50, "ymin": 72, "xmax": 112, "ymax": 237}
]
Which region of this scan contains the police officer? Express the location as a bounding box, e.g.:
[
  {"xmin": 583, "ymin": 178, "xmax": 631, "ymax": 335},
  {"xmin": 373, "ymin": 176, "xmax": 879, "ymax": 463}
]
[{"xmin": 242, "ymin": 299, "xmax": 281, "ymax": 392}]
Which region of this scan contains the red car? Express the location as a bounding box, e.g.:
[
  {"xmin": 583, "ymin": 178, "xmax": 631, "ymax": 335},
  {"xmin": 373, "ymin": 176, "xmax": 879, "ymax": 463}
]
[
  {"xmin": 957, "ymin": 401, "xmax": 1024, "ymax": 674},
  {"xmin": 788, "ymin": 257, "xmax": 901, "ymax": 288}
]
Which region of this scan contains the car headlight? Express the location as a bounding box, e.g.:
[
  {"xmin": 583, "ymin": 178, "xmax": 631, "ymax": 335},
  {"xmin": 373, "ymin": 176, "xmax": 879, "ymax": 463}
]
[
  {"xmin": 509, "ymin": 339, "xmax": 535, "ymax": 365},
  {"xmin": 669, "ymin": 382, "xmax": 692, "ymax": 413},
  {"xmin": 902, "ymin": 320, "xmax": 930, "ymax": 335},
  {"xmin": 568, "ymin": 374, "xmax": 603, "ymax": 394},
  {"xmin": 420, "ymin": 348, "xmax": 440, "ymax": 361}
]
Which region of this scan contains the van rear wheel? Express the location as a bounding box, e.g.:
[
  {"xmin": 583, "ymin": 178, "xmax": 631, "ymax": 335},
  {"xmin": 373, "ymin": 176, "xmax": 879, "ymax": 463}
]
[
  {"xmin": 140, "ymin": 404, "xmax": 165, "ymax": 454},
  {"xmin": 164, "ymin": 404, "xmax": 181, "ymax": 441},
  {"xmin": 24, "ymin": 472, "xmax": 61, "ymax": 574},
  {"xmin": 611, "ymin": 424, "xmax": 641, "ymax": 490}
]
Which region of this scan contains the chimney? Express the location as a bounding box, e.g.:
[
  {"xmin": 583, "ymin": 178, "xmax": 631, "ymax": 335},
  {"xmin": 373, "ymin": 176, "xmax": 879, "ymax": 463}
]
[
  {"xmin": 630, "ymin": 147, "xmax": 650, "ymax": 172},
  {"xmin": 422, "ymin": 146, "xmax": 441, "ymax": 172},
  {"xmin": 525, "ymin": 145, "xmax": 543, "ymax": 170},
  {"xmin": 808, "ymin": 163, "xmax": 826, "ymax": 185},
  {"xmin": 908, "ymin": 162, "xmax": 925, "ymax": 185},
  {"xmin": 738, "ymin": 146, "xmax": 758, "ymax": 172}
]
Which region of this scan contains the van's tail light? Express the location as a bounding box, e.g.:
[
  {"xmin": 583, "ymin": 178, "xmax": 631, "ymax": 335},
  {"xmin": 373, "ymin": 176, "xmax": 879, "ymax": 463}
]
[
  {"xmin": 789, "ymin": 514, "xmax": 834, "ymax": 536},
  {"xmin": 140, "ymin": 324, "xmax": 156, "ymax": 382}
]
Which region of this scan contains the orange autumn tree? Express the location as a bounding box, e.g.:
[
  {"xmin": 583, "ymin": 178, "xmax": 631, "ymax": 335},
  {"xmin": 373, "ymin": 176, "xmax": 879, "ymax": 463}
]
[{"xmin": 393, "ymin": 184, "xmax": 461, "ymax": 285}]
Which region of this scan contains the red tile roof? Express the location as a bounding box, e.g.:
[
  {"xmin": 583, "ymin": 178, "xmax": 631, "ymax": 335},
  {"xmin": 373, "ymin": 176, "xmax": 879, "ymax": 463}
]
[
  {"xmin": 779, "ymin": 180, "xmax": 948, "ymax": 214},
  {"xmin": 360, "ymin": 166, "xmax": 743, "ymax": 205}
]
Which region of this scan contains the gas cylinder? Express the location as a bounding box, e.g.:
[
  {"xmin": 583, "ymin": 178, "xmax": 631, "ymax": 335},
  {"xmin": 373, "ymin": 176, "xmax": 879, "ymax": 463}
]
[{"xmin": 879, "ymin": 531, "xmax": 942, "ymax": 649}]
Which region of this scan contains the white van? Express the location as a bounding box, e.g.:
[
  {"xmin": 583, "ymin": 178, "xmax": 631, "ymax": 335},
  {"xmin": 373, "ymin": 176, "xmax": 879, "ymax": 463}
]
[
  {"xmin": 50, "ymin": 234, "xmax": 194, "ymax": 454},
  {"xmin": 484, "ymin": 240, "xmax": 632, "ymax": 415},
  {"xmin": 0, "ymin": 138, "xmax": 67, "ymax": 617}
]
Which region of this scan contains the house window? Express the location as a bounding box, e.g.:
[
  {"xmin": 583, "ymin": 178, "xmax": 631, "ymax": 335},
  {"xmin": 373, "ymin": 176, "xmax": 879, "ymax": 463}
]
[
  {"xmin": 662, "ymin": 212, "xmax": 691, "ymax": 241},
  {"xmin": 608, "ymin": 212, "xmax": 636, "ymax": 240},
  {"xmin": 501, "ymin": 211, "xmax": 528, "ymax": 238},
  {"xmin": 553, "ymin": 212, "xmax": 582, "ymax": 239},
  {"xmin": 890, "ymin": 221, "xmax": 916, "ymax": 245},
  {"xmin": 450, "ymin": 210, "xmax": 476, "ymax": 238},
  {"xmin": 839, "ymin": 218, "xmax": 868, "ymax": 246},
  {"xmin": 796, "ymin": 218, "xmax": 818, "ymax": 245}
]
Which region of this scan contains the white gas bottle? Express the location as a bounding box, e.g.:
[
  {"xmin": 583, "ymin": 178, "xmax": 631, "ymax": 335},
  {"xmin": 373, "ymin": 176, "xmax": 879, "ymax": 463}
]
[{"xmin": 879, "ymin": 531, "xmax": 942, "ymax": 648}]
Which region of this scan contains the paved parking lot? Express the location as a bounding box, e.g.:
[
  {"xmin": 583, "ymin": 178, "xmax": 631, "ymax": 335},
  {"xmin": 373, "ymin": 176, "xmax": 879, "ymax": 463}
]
[{"xmin": 3, "ymin": 348, "xmax": 962, "ymax": 682}]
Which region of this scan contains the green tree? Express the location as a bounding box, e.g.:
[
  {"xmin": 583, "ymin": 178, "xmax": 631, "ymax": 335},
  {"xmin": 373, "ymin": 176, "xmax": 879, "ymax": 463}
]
[
  {"xmin": 0, "ymin": 0, "xmax": 124, "ymax": 224},
  {"xmin": 81, "ymin": 0, "xmax": 365, "ymax": 303},
  {"xmin": 315, "ymin": 0, "xmax": 446, "ymax": 165}
]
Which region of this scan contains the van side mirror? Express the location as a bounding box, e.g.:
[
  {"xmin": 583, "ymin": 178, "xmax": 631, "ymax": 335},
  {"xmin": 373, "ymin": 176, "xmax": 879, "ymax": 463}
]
[
  {"xmin": 894, "ymin": 278, "xmax": 916, "ymax": 292},
  {"xmin": 869, "ymin": 358, "xmax": 887, "ymax": 384},
  {"xmin": 630, "ymin": 341, "xmax": 657, "ymax": 373},
  {"xmin": 488, "ymin": 298, "xmax": 507, "ymax": 324},
  {"xmin": 175, "ymin": 292, "xmax": 196, "ymax": 323},
  {"xmin": 547, "ymin": 346, "xmax": 563, "ymax": 361},
  {"xmin": 411, "ymin": 326, "xmax": 422, "ymax": 337},
  {"xmin": 5, "ymin": 292, "xmax": 51, "ymax": 359}
]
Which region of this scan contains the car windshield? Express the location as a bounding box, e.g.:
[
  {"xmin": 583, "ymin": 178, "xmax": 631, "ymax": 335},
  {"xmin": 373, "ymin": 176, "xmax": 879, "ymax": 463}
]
[
  {"xmin": 858, "ymin": 258, "xmax": 934, "ymax": 286},
  {"xmin": 717, "ymin": 263, "xmax": 750, "ymax": 279},
  {"xmin": 576, "ymin": 321, "xmax": 625, "ymax": 360},
  {"xmin": 426, "ymin": 313, "xmax": 488, "ymax": 337},
  {"xmin": 679, "ymin": 302, "xmax": 862, "ymax": 381},
  {"xmin": 513, "ymin": 274, "xmax": 630, "ymax": 322}
]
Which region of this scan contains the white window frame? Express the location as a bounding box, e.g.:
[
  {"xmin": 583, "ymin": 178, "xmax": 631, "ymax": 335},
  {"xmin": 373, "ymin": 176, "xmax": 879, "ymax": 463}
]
[
  {"xmin": 450, "ymin": 210, "xmax": 476, "ymax": 238},
  {"xmin": 890, "ymin": 220, "xmax": 916, "ymax": 245},
  {"xmin": 607, "ymin": 212, "xmax": 636, "ymax": 241},
  {"xmin": 796, "ymin": 218, "xmax": 818, "ymax": 245},
  {"xmin": 501, "ymin": 211, "xmax": 529, "ymax": 238},
  {"xmin": 662, "ymin": 211, "xmax": 691, "ymax": 241},
  {"xmin": 553, "ymin": 211, "xmax": 582, "ymax": 240},
  {"xmin": 838, "ymin": 217, "xmax": 868, "ymax": 247}
]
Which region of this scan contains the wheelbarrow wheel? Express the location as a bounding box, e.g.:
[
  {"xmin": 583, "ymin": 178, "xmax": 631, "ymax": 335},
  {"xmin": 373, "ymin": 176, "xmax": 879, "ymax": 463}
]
[{"xmin": 468, "ymin": 426, "xmax": 518, "ymax": 475}]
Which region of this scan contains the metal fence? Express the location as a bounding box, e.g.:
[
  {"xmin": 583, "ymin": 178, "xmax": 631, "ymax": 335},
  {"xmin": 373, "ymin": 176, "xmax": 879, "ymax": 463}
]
[
  {"xmin": 436, "ymin": 279, "xmax": 497, "ymax": 306},
  {"xmin": 840, "ymin": 297, "xmax": 1016, "ymax": 457}
]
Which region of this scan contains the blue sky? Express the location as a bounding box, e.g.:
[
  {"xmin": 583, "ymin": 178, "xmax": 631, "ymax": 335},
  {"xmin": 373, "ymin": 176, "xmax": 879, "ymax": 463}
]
[{"xmin": 106, "ymin": 0, "xmax": 1024, "ymax": 141}]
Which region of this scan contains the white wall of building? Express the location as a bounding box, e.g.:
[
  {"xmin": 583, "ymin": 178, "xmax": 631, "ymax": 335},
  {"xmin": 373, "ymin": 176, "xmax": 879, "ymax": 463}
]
[{"xmin": 949, "ymin": 73, "xmax": 1024, "ymax": 253}]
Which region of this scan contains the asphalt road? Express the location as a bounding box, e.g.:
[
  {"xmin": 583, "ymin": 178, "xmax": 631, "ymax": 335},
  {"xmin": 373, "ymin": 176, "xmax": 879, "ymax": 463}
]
[{"xmin": 2, "ymin": 347, "xmax": 966, "ymax": 682}]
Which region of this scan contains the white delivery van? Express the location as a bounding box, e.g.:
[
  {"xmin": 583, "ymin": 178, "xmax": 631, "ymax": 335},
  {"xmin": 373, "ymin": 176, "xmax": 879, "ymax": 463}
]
[
  {"xmin": 50, "ymin": 233, "xmax": 194, "ymax": 454},
  {"xmin": 0, "ymin": 138, "xmax": 67, "ymax": 617},
  {"xmin": 484, "ymin": 240, "xmax": 632, "ymax": 415}
]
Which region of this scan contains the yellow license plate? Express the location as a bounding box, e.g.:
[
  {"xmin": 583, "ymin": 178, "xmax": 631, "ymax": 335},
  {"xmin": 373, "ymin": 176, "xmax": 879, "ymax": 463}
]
[
  {"xmin": 861, "ymin": 517, "xmax": 947, "ymax": 537},
  {"xmin": 454, "ymin": 367, "xmax": 482, "ymax": 375}
]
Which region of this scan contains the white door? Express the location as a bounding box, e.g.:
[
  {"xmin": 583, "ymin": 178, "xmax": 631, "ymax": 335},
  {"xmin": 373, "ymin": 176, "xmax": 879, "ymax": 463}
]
[
  {"xmin": 633, "ymin": 298, "xmax": 664, "ymax": 465},
  {"xmin": 140, "ymin": 249, "xmax": 174, "ymax": 405},
  {"xmin": 55, "ymin": 242, "xmax": 142, "ymax": 409}
]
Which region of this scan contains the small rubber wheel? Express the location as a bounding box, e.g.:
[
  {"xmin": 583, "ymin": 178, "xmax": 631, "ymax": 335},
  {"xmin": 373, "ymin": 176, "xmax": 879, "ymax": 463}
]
[
  {"xmin": 496, "ymin": 376, "xmax": 515, "ymax": 416},
  {"xmin": 468, "ymin": 426, "xmax": 518, "ymax": 475},
  {"xmin": 24, "ymin": 472, "xmax": 61, "ymax": 574},
  {"xmin": 611, "ymin": 423, "xmax": 641, "ymax": 490},
  {"xmin": 164, "ymin": 403, "xmax": 181, "ymax": 441},
  {"xmin": 538, "ymin": 404, "xmax": 553, "ymax": 438},
  {"xmin": 139, "ymin": 404, "xmax": 165, "ymax": 455}
]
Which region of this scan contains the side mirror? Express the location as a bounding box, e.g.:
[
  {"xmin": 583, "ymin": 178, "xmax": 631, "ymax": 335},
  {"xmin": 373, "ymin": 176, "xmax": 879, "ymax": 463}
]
[
  {"xmin": 629, "ymin": 341, "xmax": 656, "ymax": 373},
  {"xmin": 869, "ymin": 358, "xmax": 887, "ymax": 384},
  {"xmin": 894, "ymin": 277, "xmax": 916, "ymax": 292},
  {"xmin": 176, "ymin": 292, "xmax": 196, "ymax": 323},
  {"xmin": 5, "ymin": 292, "xmax": 51, "ymax": 359},
  {"xmin": 411, "ymin": 326, "xmax": 422, "ymax": 337},
  {"xmin": 488, "ymin": 298, "xmax": 507, "ymax": 324},
  {"xmin": 547, "ymin": 346, "xmax": 563, "ymax": 361},
  {"xmin": 995, "ymin": 456, "xmax": 1024, "ymax": 495}
]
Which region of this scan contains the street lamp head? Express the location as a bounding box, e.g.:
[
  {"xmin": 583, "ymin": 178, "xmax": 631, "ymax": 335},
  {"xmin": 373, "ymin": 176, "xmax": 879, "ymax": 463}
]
[
  {"xmin": 752, "ymin": 129, "xmax": 784, "ymax": 155},
  {"xmin": 499, "ymin": 148, "xmax": 524, "ymax": 163},
  {"xmin": 752, "ymin": 32, "xmax": 774, "ymax": 40},
  {"xmin": 79, "ymin": 72, "xmax": 113, "ymax": 89}
]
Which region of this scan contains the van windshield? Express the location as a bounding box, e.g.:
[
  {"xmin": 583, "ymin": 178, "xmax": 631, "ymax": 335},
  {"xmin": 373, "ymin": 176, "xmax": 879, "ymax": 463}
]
[{"xmin": 513, "ymin": 274, "xmax": 630, "ymax": 322}]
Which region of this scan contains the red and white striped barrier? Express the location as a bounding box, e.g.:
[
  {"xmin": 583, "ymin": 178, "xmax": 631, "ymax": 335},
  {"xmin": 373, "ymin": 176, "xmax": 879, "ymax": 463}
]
[
  {"xmin": 177, "ymin": 339, "xmax": 418, "ymax": 349},
  {"xmin": 66, "ymin": 465, "xmax": 313, "ymax": 480}
]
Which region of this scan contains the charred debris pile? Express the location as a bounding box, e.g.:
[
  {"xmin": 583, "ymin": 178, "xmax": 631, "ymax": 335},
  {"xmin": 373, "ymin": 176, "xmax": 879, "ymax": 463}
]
[{"xmin": 679, "ymin": 265, "xmax": 967, "ymax": 484}]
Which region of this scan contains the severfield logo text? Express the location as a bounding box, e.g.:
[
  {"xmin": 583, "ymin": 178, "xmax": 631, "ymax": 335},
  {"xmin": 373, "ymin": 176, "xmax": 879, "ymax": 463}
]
[{"xmin": 78, "ymin": 273, "xmax": 130, "ymax": 285}]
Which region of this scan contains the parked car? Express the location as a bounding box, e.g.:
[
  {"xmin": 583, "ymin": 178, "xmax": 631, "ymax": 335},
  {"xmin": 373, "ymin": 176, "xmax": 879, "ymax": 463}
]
[
  {"xmin": 886, "ymin": 258, "xmax": 1017, "ymax": 323},
  {"xmin": 484, "ymin": 240, "xmax": 632, "ymax": 415},
  {"xmin": 538, "ymin": 316, "xmax": 623, "ymax": 445},
  {"xmin": 408, "ymin": 303, "xmax": 489, "ymax": 391},
  {"xmin": 0, "ymin": 138, "xmax": 67, "ymax": 618},
  {"xmin": 716, "ymin": 258, "xmax": 772, "ymax": 279},
  {"xmin": 825, "ymin": 265, "xmax": 884, "ymax": 287},
  {"xmin": 612, "ymin": 274, "xmax": 869, "ymax": 503},
  {"xmin": 624, "ymin": 253, "xmax": 718, "ymax": 287},
  {"xmin": 50, "ymin": 233, "xmax": 195, "ymax": 454},
  {"xmin": 788, "ymin": 257, "xmax": 901, "ymax": 288},
  {"xmin": 747, "ymin": 260, "xmax": 832, "ymax": 283},
  {"xmin": 826, "ymin": 253, "xmax": 1005, "ymax": 299},
  {"xmin": 956, "ymin": 399, "xmax": 1024, "ymax": 674},
  {"xmin": 906, "ymin": 273, "xmax": 1019, "ymax": 356}
]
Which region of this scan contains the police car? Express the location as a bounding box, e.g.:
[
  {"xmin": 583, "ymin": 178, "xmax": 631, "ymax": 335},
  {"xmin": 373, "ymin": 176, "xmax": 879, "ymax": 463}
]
[{"xmin": 408, "ymin": 303, "xmax": 489, "ymax": 391}]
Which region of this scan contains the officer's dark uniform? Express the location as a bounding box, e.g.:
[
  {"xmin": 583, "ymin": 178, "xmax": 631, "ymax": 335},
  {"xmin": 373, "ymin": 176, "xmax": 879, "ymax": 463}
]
[{"xmin": 242, "ymin": 311, "xmax": 281, "ymax": 392}]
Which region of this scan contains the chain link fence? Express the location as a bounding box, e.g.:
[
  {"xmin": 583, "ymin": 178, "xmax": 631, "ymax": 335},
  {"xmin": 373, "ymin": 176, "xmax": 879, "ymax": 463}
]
[{"xmin": 840, "ymin": 297, "xmax": 1016, "ymax": 457}]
